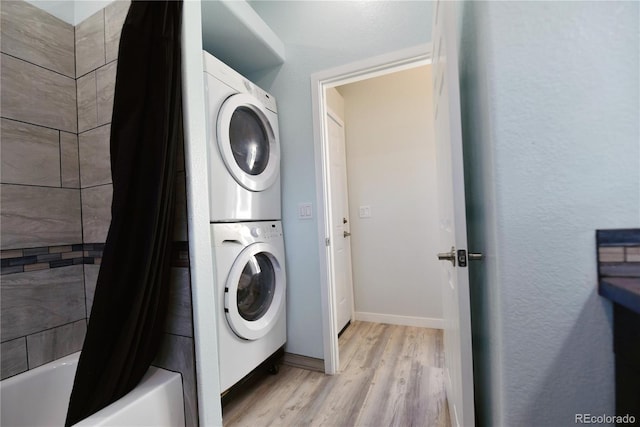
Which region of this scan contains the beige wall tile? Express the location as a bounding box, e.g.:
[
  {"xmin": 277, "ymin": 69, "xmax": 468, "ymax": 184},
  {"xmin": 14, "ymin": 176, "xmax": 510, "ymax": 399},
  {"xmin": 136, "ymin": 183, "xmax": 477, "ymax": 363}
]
[
  {"xmin": 105, "ymin": 0, "xmax": 131, "ymax": 63},
  {"xmin": 82, "ymin": 184, "xmax": 113, "ymax": 243},
  {"xmin": 27, "ymin": 320, "xmax": 87, "ymax": 369},
  {"xmin": 23, "ymin": 263, "xmax": 49, "ymax": 272},
  {"xmin": 97, "ymin": 61, "xmax": 118, "ymax": 126},
  {"xmin": 1, "ymin": 54, "xmax": 77, "ymax": 133},
  {"xmin": 79, "ymin": 124, "xmax": 112, "ymax": 188},
  {"xmin": 626, "ymin": 246, "xmax": 640, "ymax": 262},
  {"xmin": 61, "ymin": 132, "xmax": 80, "ymax": 188},
  {"xmin": 598, "ymin": 247, "xmax": 625, "ymax": 263},
  {"xmin": 77, "ymin": 71, "xmax": 98, "ymax": 133},
  {"xmin": 61, "ymin": 251, "xmax": 83, "ymax": 260},
  {"xmin": 1, "ymin": 0, "xmax": 75, "ymax": 78},
  {"xmin": 1, "ymin": 266, "xmax": 85, "ymax": 342},
  {"xmin": 1, "ymin": 118, "xmax": 61, "ymax": 187},
  {"xmin": 1, "ymin": 249, "xmax": 23, "ymax": 259},
  {"xmin": 1, "ymin": 184, "xmax": 82, "ymax": 250},
  {"xmin": 75, "ymin": 9, "xmax": 106, "ymax": 77},
  {"xmin": 49, "ymin": 245, "xmax": 72, "ymax": 254}
]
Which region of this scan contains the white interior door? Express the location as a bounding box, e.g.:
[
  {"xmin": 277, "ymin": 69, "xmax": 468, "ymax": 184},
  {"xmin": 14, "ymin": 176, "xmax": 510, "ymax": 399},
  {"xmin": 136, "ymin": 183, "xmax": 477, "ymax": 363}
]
[
  {"xmin": 432, "ymin": 1, "xmax": 475, "ymax": 426},
  {"xmin": 327, "ymin": 110, "xmax": 354, "ymax": 336}
]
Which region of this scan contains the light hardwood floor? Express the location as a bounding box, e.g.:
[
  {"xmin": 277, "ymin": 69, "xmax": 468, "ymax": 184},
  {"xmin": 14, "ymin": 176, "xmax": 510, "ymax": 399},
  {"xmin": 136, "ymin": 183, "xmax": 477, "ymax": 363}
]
[{"xmin": 223, "ymin": 321, "xmax": 450, "ymax": 427}]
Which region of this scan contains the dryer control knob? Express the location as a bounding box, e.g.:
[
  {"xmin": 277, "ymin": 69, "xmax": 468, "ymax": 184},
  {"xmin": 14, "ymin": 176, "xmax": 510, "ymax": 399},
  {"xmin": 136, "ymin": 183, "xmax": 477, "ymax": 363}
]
[{"xmin": 250, "ymin": 227, "xmax": 262, "ymax": 238}]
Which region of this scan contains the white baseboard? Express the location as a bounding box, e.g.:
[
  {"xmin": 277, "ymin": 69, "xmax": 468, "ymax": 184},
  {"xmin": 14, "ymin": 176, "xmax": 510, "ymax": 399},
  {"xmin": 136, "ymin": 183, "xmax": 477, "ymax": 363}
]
[{"xmin": 354, "ymin": 312, "xmax": 444, "ymax": 329}]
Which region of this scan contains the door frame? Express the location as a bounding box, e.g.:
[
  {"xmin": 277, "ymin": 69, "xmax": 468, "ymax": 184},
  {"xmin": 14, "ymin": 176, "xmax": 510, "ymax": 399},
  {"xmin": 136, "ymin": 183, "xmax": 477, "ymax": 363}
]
[{"xmin": 310, "ymin": 43, "xmax": 432, "ymax": 374}]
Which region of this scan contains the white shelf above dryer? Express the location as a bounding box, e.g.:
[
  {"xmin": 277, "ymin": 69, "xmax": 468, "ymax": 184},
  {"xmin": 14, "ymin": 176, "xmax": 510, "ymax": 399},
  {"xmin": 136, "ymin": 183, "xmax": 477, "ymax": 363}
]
[{"xmin": 201, "ymin": 0, "xmax": 285, "ymax": 78}]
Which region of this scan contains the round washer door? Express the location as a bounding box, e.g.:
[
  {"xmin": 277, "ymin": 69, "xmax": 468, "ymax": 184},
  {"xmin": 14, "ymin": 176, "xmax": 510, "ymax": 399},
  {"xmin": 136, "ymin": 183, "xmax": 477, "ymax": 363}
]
[
  {"xmin": 224, "ymin": 242, "xmax": 286, "ymax": 340},
  {"xmin": 217, "ymin": 93, "xmax": 280, "ymax": 192}
]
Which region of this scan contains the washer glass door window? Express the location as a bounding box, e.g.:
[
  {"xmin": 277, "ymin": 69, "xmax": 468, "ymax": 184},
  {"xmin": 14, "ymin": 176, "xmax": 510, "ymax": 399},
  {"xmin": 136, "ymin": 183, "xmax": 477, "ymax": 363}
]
[
  {"xmin": 229, "ymin": 107, "xmax": 270, "ymax": 176},
  {"xmin": 217, "ymin": 94, "xmax": 280, "ymax": 192},
  {"xmin": 237, "ymin": 252, "xmax": 275, "ymax": 321},
  {"xmin": 225, "ymin": 242, "xmax": 285, "ymax": 340}
]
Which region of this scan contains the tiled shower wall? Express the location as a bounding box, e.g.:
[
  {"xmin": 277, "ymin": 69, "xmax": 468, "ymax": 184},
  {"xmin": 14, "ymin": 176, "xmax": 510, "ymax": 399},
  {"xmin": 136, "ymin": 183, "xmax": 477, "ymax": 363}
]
[
  {"xmin": 1, "ymin": 0, "xmax": 84, "ymax": 377},
  {"xmin": 1, "ymin": 1, "xmax": 198, "ymax": 425}
]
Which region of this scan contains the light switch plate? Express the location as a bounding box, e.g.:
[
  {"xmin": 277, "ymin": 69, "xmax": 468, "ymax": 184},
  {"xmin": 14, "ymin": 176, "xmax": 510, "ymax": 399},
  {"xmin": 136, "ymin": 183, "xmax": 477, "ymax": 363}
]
[
  {"xmin": 298, "ymin": 202, "xmax": 313, "ymax": 219},
  {"xmin": 359, "ymin": 205, "xmax": 371, "ymax": 218}
]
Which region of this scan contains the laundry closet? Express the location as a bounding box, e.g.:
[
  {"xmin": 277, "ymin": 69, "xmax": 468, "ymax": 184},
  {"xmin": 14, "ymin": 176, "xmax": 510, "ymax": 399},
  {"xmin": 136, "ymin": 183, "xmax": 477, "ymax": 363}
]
[{"xmin": 202, "ymin": 50, "xmax": 287, "ymax": 396}]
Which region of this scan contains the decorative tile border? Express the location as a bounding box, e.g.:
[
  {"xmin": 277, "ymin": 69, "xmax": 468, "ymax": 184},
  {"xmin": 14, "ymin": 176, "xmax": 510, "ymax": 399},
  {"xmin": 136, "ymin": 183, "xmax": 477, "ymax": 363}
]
[
  {"xmin": 596, "ymin": 229, "xmax": 640, "ymax": 279},
  {"xmin": 1, "ymin": 242, "xmax": 188, "ymax": 275},
  {"xmin": 1, "ymin": 243, "xmax": 103, "ymax": 275},
  {"xmin": 596, "ymin": 229, "xmax": 640, "ymax": 247},
  {"xmin": 598, "ymin": 246, "xmax": 640, "ymax": 263}
]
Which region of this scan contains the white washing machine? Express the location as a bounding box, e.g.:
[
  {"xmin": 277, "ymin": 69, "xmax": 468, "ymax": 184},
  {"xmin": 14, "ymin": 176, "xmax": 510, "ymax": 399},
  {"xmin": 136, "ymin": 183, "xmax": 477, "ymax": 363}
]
[
  {"xmin": 211, "ymin": 221, "xmax": 287, "ymax": 392},
  {"xmin": 203, "ymin": 51, "xmax": 281, "ymax": 222}
]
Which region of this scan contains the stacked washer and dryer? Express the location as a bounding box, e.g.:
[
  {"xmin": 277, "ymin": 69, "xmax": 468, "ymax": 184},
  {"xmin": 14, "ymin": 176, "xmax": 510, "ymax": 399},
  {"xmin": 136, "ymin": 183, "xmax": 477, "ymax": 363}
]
[{"xmin": 203, "ymin": 51, "xmax": 286, "ymax": 393}]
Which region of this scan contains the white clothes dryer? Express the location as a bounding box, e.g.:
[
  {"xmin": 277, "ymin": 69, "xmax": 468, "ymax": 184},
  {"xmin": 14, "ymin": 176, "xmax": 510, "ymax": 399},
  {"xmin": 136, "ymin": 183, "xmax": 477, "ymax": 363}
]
[
  {"xmin": 211, "ymin": 221, "xmax": 287, "ymax": 392},
  {"xmin": 203, "ymin": 51, "xmax": 281, "ymax": 222}
]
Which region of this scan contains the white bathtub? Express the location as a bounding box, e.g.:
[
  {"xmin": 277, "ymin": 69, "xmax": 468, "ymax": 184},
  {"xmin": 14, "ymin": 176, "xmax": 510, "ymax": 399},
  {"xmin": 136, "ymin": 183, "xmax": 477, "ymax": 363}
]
[{"xmin": 0, "ymin": 352, "xmax": 185, "ymax": 427}]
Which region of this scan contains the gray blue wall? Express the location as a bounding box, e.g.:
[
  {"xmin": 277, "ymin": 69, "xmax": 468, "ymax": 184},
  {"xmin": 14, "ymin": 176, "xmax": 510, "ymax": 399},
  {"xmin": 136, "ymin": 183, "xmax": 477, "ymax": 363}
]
[
  {"xmin": 249, "ymin": 0, "xmax": 433, "ymax": 359},
  {"xmin": 250, "ymin": 1, "xmax": 639, "ymax": 424},
  {"xmin": 459, "ymin": 1, "xmax": 639, "ymax": 425}
]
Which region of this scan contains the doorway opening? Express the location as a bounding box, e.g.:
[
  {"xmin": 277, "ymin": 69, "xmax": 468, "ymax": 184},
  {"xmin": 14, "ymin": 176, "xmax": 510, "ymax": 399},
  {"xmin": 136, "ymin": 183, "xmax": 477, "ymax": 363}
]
[{"xmin": 311, "ymin": 43, "xmax": 437, "ymax": 374}]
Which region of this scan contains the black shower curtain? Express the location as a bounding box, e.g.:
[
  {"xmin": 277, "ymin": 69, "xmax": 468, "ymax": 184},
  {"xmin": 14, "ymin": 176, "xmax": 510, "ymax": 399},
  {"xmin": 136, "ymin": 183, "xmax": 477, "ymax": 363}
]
[{"xmin": 65, "ymin": 2, "xmax": 183, "ymax": 425}]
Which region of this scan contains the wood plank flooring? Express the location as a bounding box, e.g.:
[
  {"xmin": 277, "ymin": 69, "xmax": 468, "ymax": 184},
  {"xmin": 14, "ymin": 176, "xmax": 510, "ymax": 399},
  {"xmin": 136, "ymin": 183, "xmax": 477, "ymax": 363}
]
[{"xmin": 223, "ymin": 321, "xmax": 450, "ymax": 427}]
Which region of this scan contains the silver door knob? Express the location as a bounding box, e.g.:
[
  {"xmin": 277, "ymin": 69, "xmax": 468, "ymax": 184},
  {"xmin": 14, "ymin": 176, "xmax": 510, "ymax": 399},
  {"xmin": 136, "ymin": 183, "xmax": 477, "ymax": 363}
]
[
  {"xmin": 344, "ymin": 231, "xmax": 351, "ymax": 238},
  {"xmin": 437, "ymin": 246, "xmax": 456, "ymax": 266}
]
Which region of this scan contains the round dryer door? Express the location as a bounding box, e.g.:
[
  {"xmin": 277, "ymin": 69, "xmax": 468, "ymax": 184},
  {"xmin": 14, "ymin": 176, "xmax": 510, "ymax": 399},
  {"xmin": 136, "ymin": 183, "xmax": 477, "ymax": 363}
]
[
  {"xmin": 217, "ymin": 93, "xmax": 280, "ymax": 192},
  {"xmin": 224, "ymin": 242, "xmax": 286, "ymax": 340}
]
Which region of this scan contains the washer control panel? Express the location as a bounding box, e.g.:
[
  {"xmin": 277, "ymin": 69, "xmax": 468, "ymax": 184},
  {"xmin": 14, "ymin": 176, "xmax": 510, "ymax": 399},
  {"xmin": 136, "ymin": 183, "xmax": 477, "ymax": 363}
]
[
  {"xmin": 256, "ymin": 222, "xmax": 282, "ymax": 240},
  {"xmin": 241, "ymin": 221, "xmax": 282, "ymax": 242},
  {"xmin": 212, "ymin": 221, "xmax": 284, "ymax": 247}
]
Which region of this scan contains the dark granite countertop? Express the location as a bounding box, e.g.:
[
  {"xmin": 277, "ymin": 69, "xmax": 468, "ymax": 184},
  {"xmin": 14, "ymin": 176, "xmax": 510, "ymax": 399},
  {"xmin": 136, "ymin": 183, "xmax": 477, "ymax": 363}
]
[{"xmin": 599, "ymin": 277, "xmax": 640, "ymax": 314}]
